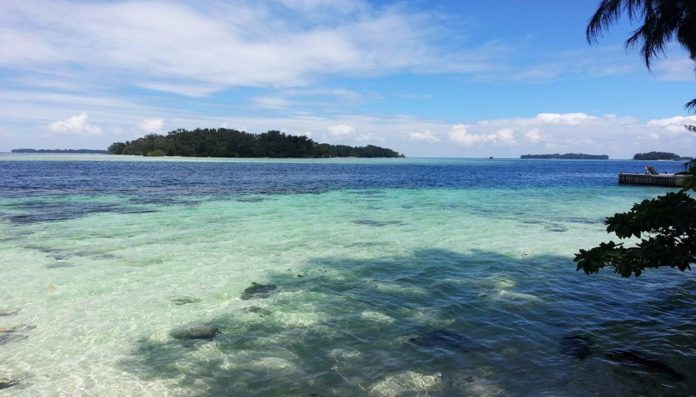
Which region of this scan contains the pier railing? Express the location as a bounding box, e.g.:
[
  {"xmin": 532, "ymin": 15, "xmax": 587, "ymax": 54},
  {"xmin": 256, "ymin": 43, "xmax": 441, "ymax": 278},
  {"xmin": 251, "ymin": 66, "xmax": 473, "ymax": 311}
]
[{"xmin": 618, "ymin": 173, "xmax": 690, "ymax": 187}]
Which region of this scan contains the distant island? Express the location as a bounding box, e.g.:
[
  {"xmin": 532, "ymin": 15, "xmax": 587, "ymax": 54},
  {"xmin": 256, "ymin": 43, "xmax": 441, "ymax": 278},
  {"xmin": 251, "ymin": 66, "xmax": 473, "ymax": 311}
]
[
  {"xmin": 520, "ymin": 153, "xmax": 609, "ymax": 160},
  {"xmin": 107, "ymin": 128, "xmax": 404, "ymax": 158},
  {"xmin": 11, "ymin": 148, "xmax": 107, "ymax": 154},
  {"xmin": 633, "ymin": 151, "xmax": 693, "ymax": 161}
]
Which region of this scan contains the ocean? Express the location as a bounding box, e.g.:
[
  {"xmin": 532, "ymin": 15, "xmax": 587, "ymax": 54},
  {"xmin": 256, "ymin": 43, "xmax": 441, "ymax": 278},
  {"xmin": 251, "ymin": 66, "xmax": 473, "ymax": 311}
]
[{"xmin": 0, "ymin": 154, "xmax": 693, "ymax": 396}]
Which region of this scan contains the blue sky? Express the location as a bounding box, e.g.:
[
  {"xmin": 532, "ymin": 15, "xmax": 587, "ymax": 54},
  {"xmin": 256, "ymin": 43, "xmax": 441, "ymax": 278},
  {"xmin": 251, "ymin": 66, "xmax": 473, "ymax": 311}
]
[{"xmin": 1, "ymin": 0, "xmax": 695, "ymax": 157}]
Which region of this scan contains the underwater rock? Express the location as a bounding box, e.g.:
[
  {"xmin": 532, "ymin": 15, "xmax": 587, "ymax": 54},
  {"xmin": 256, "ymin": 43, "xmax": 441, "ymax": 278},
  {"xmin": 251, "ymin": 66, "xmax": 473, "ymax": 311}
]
[
  {"xmin": 171, "ymin": 297, "xmax": 201, "ymax": 306},
  {"xmin": 241, "ymin": 282, "xmax": 277, "ymax": 300},
  {"xmin": 369, "ymin": 370, "xmax": 442, "ymax": 397},
  {"xmin": 559, "ymin": 334, "xmax": 593, "ymax": 360},
  {"xmin": 408, "ymin": 330, "xmax": 480, "ymax": 353},
  {"xmin": 0, "ymin": 378, "xmax": 19, "ymax": 390},
  {"xmin": 494, "ymin": 290, "xmax": 542, "ymax": 304},
  {"xmin": 0, "ymin": 333, "xmax": 28, "ymax": 345},
  {"xmin": 170, "ymin": 323, "xmax": 220, "ymax": 340},
  {"xmin": 0, "ymin": 309, "xmax": 19, "ymax": 317},
  {"xmin": 243, "ymin": 306, "xmax": 272, "ymax": 316},
  {"xmin": 5, "ymin": 325, "xmax": 36, "ymax": 333},
  {"xmin": 605, "ymin": 350, "xmax": 684, "ymax": 381},
  {"xmin": 352, "ymin": 219, "xmax": 403, "ymax": 227},
  {"xmin": 45, "ymin": 263, "xmax": 75, "ymax": 269},
  {"xmin": 236, "ymin": 197, "xmax": 265, "ymax": 203},
  {"xmin": 0, "ymin": 325, "xmax": 34, "ymax": 345}
]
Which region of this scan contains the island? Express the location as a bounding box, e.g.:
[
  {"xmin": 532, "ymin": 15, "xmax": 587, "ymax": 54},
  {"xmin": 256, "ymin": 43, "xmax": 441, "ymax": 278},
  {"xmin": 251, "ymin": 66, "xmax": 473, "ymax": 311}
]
[
  {"xmin": 520, "ymin": 153, "xmax": 609, "ymax": 160},
  {"xmin": 107, "ymin": 128, "xmax": 404, "ymax": 158},
  {"xmin": 632, "ymin": 151, "xmax": 693, "ymax": 161},
  {"xmin": 11, "ymin": 148, "xmax": 107, "ymax": 154}
]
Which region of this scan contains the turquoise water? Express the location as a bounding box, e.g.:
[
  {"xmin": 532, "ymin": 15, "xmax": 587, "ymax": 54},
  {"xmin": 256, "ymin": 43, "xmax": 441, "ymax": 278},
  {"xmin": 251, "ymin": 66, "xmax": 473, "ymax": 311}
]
[{"xmin": 0, "ymin": 155, "xmax": 694, "ymax": 396}]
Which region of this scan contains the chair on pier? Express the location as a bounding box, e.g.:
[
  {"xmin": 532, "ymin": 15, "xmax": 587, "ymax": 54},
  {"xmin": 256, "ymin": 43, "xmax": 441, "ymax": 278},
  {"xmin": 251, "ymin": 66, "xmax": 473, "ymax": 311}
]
[{"xmin": 645, "ymin": 166, "xmax": 659, "ymax": 175}]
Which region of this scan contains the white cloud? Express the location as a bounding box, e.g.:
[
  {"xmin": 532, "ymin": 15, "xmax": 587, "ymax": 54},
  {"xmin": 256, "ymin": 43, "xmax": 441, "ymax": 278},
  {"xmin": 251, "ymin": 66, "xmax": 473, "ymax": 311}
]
[
  {"xmin": 448, "ymin": 125, "xmax": 517, "ymax": 146},
  {"xmin": 535, "ymin": 113, "xmax": 594, "ymax": 125},
  {"xmin": 328, "ymin": 124, "xmax": 355, "ymax": 136},
  {"xmin": 524, "ymin": 128, "xmax": 542, "ymax": 143},
  {"xmin": 647, "ymin": 115, "xmax": 696, "ymax": 134},
  {"xmin": 409, "ymin": 130, "xmax": 440, "ymax": 142},
  {"xmin": 48, "ymin": 112, "xmax": 102, "ymax": 135},
  {"xmin": 494, "ymin": 128, "xmax": 516, "ymax": 144},
  {"xmin": 139, "ymin": 118, "xmax": 164, "ymax": 133},
  {"xmin": 252, "ymin": 96, "xmax": 293, "ymax": 109},
  {"xmin": 0, "ymin": 1, "xmax": 500, "ymax": 97}
]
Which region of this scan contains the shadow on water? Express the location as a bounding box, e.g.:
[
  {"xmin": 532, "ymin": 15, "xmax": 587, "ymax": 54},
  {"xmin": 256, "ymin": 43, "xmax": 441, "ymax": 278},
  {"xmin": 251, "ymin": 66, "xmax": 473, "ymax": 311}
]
[{"xmin": 117, "ymin": 249, "xmax": 696, "ymax": 397}]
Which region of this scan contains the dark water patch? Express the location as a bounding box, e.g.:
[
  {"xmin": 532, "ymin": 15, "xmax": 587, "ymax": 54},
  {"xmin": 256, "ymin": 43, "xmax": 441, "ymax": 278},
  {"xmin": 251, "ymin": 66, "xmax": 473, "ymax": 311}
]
[
  {"xmin": 545, "ymin": 225, "xmax": 568, "ymax": 233},
  {"xmin": 45, "ymin": 262, "xmax": 75, "ymax": 269},
  {"xmin": 0, "ymin": 325, "xmax": 34, "ymax": 345},
  {"xmin": 408, "ymin": 330, "xmax": 483, "ymax": 353},
  {"xmin": 559, "ymin": 334, "xmax": 593, "ymax": 360},
  {"xmin": 26, "ymin": 246, "xmax": 122, "ymax": 262},
  {"xmin": 241, "ymin": 283, "xmax": 277, "ymax": 300},
  {"xmin": 349, "ymin": 189, "xmax": 386, "ymax": 196},
  {"xmin": 171, "ymin": 297, "xmax": 201, "ymax": 306},
  {"xmin": 170, "ymin": 323, "xmax": 220, "ymax": 340},
  {"xmin": 0, "ymin": 378, "xmax": 19, "ymax": 390},
  {"xmin": 9, "ymin": 201, "xmax": 159, "ymax": 224},
  {"xmin": 0, "ymin": 309, "xmax": 19, "ymax": 317},
  {"xmin": 114, "ymin": 208, "xmax": 158, "ymax": 215},
  {"xmin": 25, "ymin": 246, "xmax": 73, "ymax": 260},
  {"xmin": 0, "ymin": 333, "xmax": 27, "ymax": 345},
  {"xmin": 243, "ymin": 306, "xmax": 272, "ymax": 316},
  {"xmin": 520, "ymin": 219, "xmax": 544, "ymax": 225},
  {"xmin": 118, "ymin": 249, "xmax": 696, "ymax": 396},
  {"xmin": 566, "ymin": 217, "xmax": 605, "ymax": 225},
  {"xmin": 605, "ymin": 350, "xmax": 685, "ymax": 381},
  {"xmin": 352, "ymin": 219, "xmax": 404, "ymax": 227},
  {"xmin": 236, "ymin": 197, "xmax": 265, "ymax": 203}
]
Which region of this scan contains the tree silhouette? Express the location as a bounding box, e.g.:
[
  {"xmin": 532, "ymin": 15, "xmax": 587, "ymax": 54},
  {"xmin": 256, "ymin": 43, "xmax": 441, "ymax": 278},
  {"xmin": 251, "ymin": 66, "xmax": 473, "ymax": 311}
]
[{"xmin": 587, "ymin": 0, "xmax": 696, "ymax": 109}]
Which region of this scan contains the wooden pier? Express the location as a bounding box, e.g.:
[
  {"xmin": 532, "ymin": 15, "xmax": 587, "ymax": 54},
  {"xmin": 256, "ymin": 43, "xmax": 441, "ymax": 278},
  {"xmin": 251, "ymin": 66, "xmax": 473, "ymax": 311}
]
[{"xmin": 618, "ymin": 173, "xmax": 690, "ymax": 187}]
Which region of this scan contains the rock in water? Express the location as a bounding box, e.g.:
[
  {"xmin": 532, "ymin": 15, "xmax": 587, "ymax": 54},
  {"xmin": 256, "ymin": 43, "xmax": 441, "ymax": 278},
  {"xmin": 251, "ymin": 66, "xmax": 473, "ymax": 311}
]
[
  {"xmin": 0, "ymin": 309, "xmax": 19, "ymax": 317},
  {"xmin": 171, "ymin": 297, "xmax": 201, "ymax": 306},
  {"xmin": 605, "ymin": 350, "xmax": 685, "ymax": 381},
  {"xmin": 369, "ymin": 370, "xmax": 442, "ymax": 397},
  {"xmin": 244, "ymin": 306, "xmax": 272, "ymax": 316},
  {"xmin": 0, "ymin": 333, "xmax": 28, "ymax": 345},
  {"xmin": 408, "ymin": 330, "xmax": 480, "ymax": 353},
  {"xmin": 170, "ymin": 323, "xmax": 220, "ymax": 340},
  {"xmin": 0, "ymin": 378, "xmax": 19, "ymax": 390},
  {"xmin": 241, "ymin": 283, "xmax": 277, "ymax": 300},
  {"xmin": 559, "ymin": 334, "xmax": 593, "ymax": 360}
]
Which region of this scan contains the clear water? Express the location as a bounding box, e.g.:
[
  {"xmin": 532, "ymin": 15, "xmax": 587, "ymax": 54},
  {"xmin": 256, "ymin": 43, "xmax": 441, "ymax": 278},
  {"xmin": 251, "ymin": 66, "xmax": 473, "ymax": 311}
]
[{"xmin": 0, "ymin": 155, "xmax": 694, "ymax": 396}]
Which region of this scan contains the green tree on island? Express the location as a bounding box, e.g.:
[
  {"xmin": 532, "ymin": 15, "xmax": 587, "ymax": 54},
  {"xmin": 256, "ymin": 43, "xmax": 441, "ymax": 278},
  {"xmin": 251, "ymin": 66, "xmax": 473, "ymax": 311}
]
[
  {"xmin": 107, "ymin": 128, "xmax": 404, "ymax": 158},
  {"xmin": 575, "ymin": 0, "xmax": 696, "ymax": 276}
]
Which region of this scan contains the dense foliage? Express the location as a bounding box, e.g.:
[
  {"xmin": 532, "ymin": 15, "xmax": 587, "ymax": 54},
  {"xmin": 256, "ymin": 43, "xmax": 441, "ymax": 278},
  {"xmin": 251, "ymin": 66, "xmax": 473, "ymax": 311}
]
[
  {"xmin": 577, "ymin": 0, "xmax": 696, "ymax": 277},
  {"xmin": 575, "ymin": 175, "xmax": 696, "ymax": 276},
  {"xmin": 633, "ymin": 151, "xmax": 690, "ymax": 160},
  {"xmin": 520, "ymin": 153, "xmax": 609, "ymax": 159},
  {"xmin": 107, "ymin": 128, "xmax": 404, "ymax": 158}
]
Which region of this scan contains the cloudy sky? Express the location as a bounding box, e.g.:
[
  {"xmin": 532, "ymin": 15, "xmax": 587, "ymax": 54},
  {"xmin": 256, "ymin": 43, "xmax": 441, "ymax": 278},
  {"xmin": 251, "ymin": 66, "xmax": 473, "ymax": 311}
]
[{"xmin": 1, "ymin": 0, "xmax": 695, "ymax": 157}]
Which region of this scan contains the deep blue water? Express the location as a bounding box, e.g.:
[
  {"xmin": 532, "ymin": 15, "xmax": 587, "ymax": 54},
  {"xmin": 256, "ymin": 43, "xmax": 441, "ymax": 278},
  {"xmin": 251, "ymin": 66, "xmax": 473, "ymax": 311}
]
[{"xmin": 0, "ymin": 158, "xmax": 685, "ymax": 199}]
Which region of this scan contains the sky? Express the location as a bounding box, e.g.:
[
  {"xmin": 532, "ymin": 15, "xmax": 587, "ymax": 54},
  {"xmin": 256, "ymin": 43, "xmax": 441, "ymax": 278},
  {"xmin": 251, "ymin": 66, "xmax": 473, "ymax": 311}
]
[{"xmin": 1, "ymin": 0, "xmax": 696, "ymax": 158}]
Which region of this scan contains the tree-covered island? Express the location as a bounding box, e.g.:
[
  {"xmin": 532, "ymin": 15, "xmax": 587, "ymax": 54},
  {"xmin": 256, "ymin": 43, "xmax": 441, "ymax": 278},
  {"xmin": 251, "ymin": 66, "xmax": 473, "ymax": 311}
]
[
  {"xmin": 633, "ymin": 151, "xmax": 692, "ymax": 161},
  {"xmin": 108, "ymin": 128, "xmax": 404, "ymax": 158},
  {"xmin": 520, "ymin": 153, "xmax": 609, "ymax": 159}
]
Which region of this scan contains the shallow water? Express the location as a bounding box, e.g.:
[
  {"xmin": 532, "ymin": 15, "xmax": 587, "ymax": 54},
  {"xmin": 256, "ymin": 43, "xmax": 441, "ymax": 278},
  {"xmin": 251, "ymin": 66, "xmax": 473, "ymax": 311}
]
[{"xmin": 0, "ymin": 155, "xmax": 694, "ymax": 396}]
